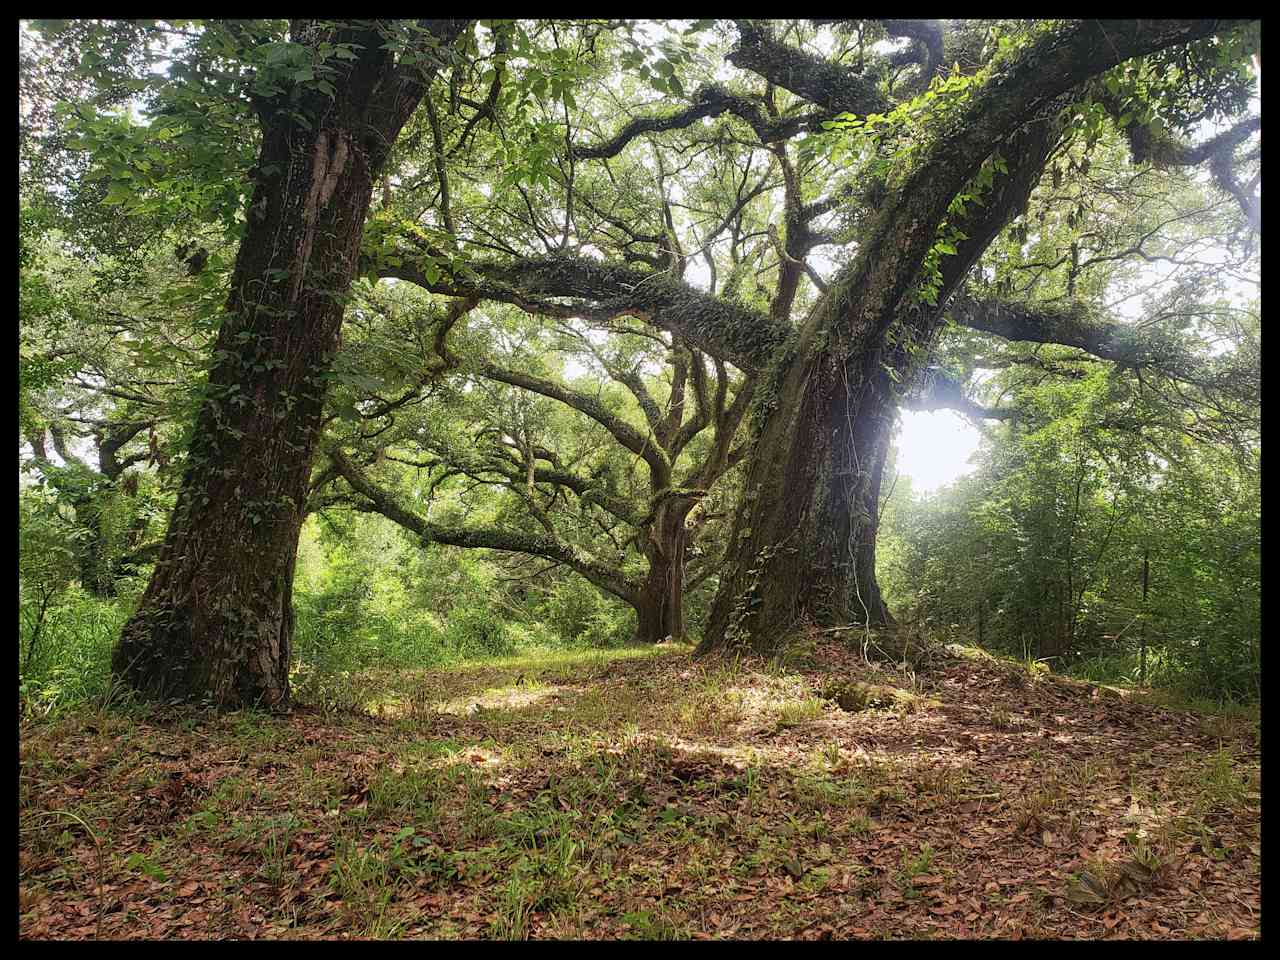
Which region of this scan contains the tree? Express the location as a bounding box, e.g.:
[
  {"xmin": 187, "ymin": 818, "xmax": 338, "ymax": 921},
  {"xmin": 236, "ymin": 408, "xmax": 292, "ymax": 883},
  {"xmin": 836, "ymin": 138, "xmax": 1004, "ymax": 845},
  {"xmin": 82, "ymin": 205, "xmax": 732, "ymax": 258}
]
[
  {"xmin": 28, "ymin": 19, "xmax": 1258, "ymax": 696},
  {"xmin": 19, "ymin": 192, "xmax": 184, "ymax": 600},
  {"xmin": 321, "ymin": 296, "xmax": 753, "ymax": 643},
  {"xmin": 31, "ymin": 19, "xmax": 474, "ymax": 706},
  {"xmin": 371, "ymin": 19, "xmax": 1257, "ymax": 655}
]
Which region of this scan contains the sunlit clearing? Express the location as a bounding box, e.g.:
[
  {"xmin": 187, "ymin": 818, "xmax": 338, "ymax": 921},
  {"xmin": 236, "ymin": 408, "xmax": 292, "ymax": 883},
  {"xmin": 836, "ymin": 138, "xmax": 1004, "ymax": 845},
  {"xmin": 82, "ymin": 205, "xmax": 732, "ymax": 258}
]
[{"xmin": 893, "ymin": 410, "xmax": 981, "ymax": 495}]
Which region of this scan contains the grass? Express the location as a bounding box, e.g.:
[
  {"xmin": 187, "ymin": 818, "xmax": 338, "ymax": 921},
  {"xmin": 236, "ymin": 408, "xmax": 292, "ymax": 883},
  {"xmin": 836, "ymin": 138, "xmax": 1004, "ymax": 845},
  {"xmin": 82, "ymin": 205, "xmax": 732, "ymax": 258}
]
[
  {"xmin": 775, "ymin": 697, "xmax": 827, "ymax": 727},
  {"xmin": 19, "ymin": 641, "xmax": 1263, "ymax": 941},
  {"xmin": 19, "ymin": 587, "xmax": 134, "ymax": 720},
  {"xmin": 897, "ymin": 843, "xmax": 936, "ymax": 898},
  {"xmin": 619, "ymin": 907, "xmax": 689, "ymax": 940}
]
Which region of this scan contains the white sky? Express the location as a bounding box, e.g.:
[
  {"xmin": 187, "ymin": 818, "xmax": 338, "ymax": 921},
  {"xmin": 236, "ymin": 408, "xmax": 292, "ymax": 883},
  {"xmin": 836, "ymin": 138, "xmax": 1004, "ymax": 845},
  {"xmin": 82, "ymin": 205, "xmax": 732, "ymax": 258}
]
[{"xmin": 894, "ymin": 410, "xmax": 981, "ymax": 494}]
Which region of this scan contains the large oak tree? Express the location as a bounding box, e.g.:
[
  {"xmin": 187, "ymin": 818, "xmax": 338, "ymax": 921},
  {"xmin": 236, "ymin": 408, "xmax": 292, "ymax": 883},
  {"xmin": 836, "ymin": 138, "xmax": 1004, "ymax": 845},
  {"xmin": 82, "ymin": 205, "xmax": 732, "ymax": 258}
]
[
  {"xmin": 26, "ymin": 19, "xmax": 1258, "ymax": 706},
  {"xmin": 36, "ymin": 19, "xmax": 473, "ymax": 707},
  {"xmin": 375, "ymin": 19, "xmax": 1258, "ymax": 654}
]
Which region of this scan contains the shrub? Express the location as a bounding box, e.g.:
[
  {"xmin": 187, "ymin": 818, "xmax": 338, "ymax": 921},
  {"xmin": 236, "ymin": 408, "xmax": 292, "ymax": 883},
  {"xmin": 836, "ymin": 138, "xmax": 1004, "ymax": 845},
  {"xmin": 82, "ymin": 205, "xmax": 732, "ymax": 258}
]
[{"xmin": 19, "ymin": 586, "xmax": 130, "ymax": 718}]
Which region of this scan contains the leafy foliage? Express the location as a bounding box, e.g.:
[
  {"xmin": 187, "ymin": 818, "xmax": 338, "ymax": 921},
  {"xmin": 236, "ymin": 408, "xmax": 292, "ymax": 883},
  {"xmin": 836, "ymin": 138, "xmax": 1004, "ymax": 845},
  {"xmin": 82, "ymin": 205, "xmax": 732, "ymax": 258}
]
[{"xmin": 18, "ymin": 18, "xmax": 1259, "ymax": 706}]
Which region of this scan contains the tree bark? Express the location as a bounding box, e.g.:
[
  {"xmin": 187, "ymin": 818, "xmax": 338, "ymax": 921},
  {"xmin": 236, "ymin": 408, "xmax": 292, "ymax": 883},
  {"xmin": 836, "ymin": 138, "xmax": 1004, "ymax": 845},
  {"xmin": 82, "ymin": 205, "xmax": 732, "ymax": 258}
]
[
  {"xmin": 113, "ymin": 20, "xmax": 469, "ymax": 708},
  {"xmin": 635, "ymin": 496, "xmax": 694, "ymax": 643},
  {"xmin": 697, "ymin": 324, "xmax": 908, "ymax": 653},
  {"xmin": 697, "ymin": 115, "xmax": 1059, "ymax": 656}
]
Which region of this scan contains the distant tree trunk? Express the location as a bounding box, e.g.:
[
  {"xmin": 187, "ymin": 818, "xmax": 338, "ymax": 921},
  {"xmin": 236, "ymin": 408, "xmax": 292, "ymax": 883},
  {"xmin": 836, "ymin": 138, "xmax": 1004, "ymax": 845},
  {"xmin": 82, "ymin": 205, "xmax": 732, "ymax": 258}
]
[
  {"xmin": 113, "ymin": 20, "xmax": 469, "ymax": 709},
  {"xmin": 635, "ymin": 498, "xmax": 693, "ymax": 643},
  {"xmin": 24, "ymin": 423, "xmax": 145, "ymax": 599},
  {"xmin": 1138, "ymin": 547, "xmax": 1150, "ymax": 685},
  {"xmin": 633, "ymin": 591, "xmax": 672, "ymax": 646},
  {"xmin": 75, "ymin": 498, "xmax": 113, "ymax": 597}
]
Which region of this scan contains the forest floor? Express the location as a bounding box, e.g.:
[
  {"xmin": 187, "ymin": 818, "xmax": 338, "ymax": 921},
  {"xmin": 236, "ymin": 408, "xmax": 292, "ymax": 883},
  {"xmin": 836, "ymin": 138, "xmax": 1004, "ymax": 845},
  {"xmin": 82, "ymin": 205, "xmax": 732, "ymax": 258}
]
[{"xmin": 19, "ymin": 640, "xmax": 1260, "ymax": 940}]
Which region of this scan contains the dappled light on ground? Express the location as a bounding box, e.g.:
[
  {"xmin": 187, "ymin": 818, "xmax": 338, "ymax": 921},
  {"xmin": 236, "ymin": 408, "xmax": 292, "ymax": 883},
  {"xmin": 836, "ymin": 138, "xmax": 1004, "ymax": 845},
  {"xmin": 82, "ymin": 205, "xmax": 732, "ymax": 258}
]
[{"xmin": 19, "ymin": 643, "xmax": 1259, "ymax": 940}]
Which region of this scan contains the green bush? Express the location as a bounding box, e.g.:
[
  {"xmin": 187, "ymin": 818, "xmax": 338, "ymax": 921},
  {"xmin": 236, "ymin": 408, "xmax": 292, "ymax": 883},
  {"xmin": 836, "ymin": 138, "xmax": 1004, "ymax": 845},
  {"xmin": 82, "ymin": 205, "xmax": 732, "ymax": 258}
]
[
  {"xmin": 441, "ymin": 605, "xmax": 515, "ymax": 657},
  {"xmin": 534, "ymin": 580, "xmax": 633, "ymax": 649},
  {"xmin": 19, "ymin": 585, "xmax": 131, "ymax": 718}
]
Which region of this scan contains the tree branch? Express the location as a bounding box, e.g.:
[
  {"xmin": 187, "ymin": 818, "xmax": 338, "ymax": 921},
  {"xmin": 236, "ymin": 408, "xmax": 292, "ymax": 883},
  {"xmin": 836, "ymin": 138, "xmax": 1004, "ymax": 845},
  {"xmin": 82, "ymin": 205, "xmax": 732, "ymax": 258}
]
[
  {"xmin": 383, "ymin": 251, "xmax": 790, "ymax": 371},
  {"xmin": 327, "ymin": 446, "xmax": 639, "ymax": 601},
  {"xmin": 728, "ymin": 20, "xmax": 890, "ymax": 115},
  {"xmin": 571, "ymin": 83, "xmax": 828, "ymax": 160},
  {"xmin": 473, "ymin": 358, "xmax": 671, "ymax": 479}
]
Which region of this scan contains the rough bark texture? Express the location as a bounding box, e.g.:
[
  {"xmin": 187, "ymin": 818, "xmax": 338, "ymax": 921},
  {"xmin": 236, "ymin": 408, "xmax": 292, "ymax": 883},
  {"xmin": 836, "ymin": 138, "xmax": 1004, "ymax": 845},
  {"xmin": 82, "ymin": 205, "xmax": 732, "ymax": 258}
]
[
  {"xmin": 114, "ymin": 20, "xmax": 469, "ymax": 708},
  {"xmin": 698, "ymin": 114, "xmax": 1060, "ymax": 656},
  {"xmin": 697, "ymin": 322, "xmax": 911, "ymax": 653}
]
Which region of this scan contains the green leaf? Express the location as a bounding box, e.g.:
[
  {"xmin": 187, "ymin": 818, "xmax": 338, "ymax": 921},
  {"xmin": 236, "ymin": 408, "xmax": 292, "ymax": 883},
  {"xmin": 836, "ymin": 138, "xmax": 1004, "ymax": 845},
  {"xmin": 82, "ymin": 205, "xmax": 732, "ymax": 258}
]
[{"xmin": 103, "ymin": 181, "xmax": 133, "ymax": 205}]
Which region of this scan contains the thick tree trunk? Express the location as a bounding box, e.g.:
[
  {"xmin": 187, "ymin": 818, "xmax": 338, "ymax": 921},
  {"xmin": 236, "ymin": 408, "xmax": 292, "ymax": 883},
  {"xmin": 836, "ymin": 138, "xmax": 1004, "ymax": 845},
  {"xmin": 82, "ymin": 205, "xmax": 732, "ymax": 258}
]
[
  {"xmin": 697, "ymin": 113, "xmax": 1059, "ymax": 658},
  {"xmin": 114, "ymin": 120, "xmax": 377, "ymax": 707},
  {"xmin": 697, "ymin": 326, "xmax": 915, "ymax": 654},
  {"xmin": 112, "ymin": 21, "xmax": 464, "ymax": 708},
  {"xmin": 633, "ymin": 591, "xmax": 675, "ymax": 645}
]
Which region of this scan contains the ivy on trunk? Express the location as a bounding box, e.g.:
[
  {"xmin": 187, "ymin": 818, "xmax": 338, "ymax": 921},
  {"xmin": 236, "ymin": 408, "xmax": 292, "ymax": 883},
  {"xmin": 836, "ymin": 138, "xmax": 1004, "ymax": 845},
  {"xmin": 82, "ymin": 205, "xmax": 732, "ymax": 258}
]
[{"xmin": 113, "ymin": 19, "xmax": 471, "ymax": 708}]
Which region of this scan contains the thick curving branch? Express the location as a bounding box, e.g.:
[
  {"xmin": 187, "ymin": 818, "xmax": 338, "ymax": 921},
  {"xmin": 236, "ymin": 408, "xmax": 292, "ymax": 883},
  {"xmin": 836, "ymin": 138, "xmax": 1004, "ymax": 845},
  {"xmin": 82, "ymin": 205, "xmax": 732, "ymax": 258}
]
[
  {"xmin": 382, "ymin": 251, "xmax": 790, "ymax": 372},
  {"xmin": 903, "ymin": 369, "xmax": 1013, "ymax": 420},
  {"xmin": 728, "ymin": 20, "xmax": 890, "ymax": 116},
  {"xmin": 945, "ymin": 295, "xmax": 1258, "ymax": 407},
  {"xmin": 327, "ymin": 446, "xmax": 640, "ymax": 602},
  {"xmin": 950, "ymin": 296, "xmax": 1186, "ymax": 367},
  {"xmin": 571, "ymin": 83, "xmax": 828, "ymax": 159},
  {"xmin": 1096, "ymin": 79, "xmax": 1261, "ymax": 232},
  {"xmin": 808, "ymin": 20, "xmax": 1248, "ymax": 350},
  {"xmin": 882, "ymin": 19, "xmax": 944, "ymax": 79}
]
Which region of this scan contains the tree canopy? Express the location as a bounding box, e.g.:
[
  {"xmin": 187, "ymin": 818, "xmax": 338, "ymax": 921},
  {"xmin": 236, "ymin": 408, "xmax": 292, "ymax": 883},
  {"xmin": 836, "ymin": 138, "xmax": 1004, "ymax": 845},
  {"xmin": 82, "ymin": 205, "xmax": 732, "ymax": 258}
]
[{"xmin": 19, "ymin": 18, "xmax": 1259, "ymax": 707}]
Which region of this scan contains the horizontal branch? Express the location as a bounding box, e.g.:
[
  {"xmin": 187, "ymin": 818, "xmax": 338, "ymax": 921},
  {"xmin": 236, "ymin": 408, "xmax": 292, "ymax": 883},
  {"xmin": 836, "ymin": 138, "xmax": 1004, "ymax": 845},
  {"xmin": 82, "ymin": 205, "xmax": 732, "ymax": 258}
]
[
  {"xmin": 327, "ymin": 447, "xmax": 639, "ymax": 602},
  {"xmin": 948, "ymin": 296, "xmax": 1185, "ymax": 367},
  {"xmin": 382, "ymin": 251, "xmax": 790, "ymax": 371},
  {"xmin": 527, "ymin": 464, "xmax": 644, "ymax": 527},
  {"xmin": 904, "ymin": 370, "xmax": 1013, "ymax": 420},
  {"xmin": 571, "ymin": 83, "xmax": 826, "ymax": 160},
  {"xmin": 945, "ymin": 296, "xmax": 1257, "ymax": 404}
]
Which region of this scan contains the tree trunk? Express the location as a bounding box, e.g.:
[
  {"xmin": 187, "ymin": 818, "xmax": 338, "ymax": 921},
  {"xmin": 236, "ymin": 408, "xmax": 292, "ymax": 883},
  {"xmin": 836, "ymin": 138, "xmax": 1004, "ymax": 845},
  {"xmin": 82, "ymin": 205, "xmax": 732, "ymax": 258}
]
[
  {"xmin": 633, "ymin": 591, "xmax": 674, "ymax": 645},
  {"xmin": 113, "ymin": 21, "xmax": 464, "ymax": 708},
  {"xmin": 697, "ymin": 326, "xmax": 912, "ymax": 654},
  {"xmin": 696, "ymin": 115, "xmax": 1059, "ymax": 658},
  {"xmin": 634, "ymin": 498, "xmax": 692, "ymax": 643},
  {"xmin": 71, "ymin": 496, "xmax": 114, "ymax": 598}
]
